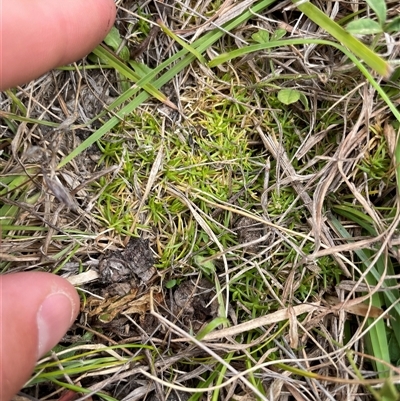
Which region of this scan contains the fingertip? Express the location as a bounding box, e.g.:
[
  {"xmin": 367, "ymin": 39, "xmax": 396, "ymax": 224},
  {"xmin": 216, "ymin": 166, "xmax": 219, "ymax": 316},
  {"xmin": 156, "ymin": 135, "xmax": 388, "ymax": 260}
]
[
  {"xmin": 0, "ymin": 272, "xmax": 80, "ymax": 400},
  {"xmin": 0, "ymin": 0, "xmax": 117, "ymax": 90},
  {"xmin": 36, "ymin": 292, "xmax": 79, "ymax": 358}
]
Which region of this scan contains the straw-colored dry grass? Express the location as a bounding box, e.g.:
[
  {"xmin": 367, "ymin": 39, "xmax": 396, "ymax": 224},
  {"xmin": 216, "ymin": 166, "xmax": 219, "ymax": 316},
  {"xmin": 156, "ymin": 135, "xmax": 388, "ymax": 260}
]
[{"xmin": 1, "ymin": 0, "xmax": 400, "ymax": 400}]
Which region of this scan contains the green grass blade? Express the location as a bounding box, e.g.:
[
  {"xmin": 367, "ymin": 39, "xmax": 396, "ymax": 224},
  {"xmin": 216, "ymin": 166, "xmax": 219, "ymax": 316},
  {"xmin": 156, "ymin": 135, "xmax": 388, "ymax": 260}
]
[
  {"xmin": 59, "ymin": 0, "xmax": 277, "ymax": 168},
  {"xmin": 157, "ymin": 19, "xmax": 207, "ymax": 64},
  {"xmin": 212, "ymin": 354, "xmax": 235, "ymax": 401},
  {"xmin": 92, "ymin": 45, "xmax": 176, "ymax": 108},
  {"xmin": 0, "ymin": 111, "xmax": 59, "ymax": 128},
  {"xmin": 208, "ymin": 38, "xmax": 400, "ymax": 125},
  {"xmin": 195, "ymin": 317, "xmax": 230, "ymax": 340},
  {"xmin": 329, "ymin": 214, "xmax": 400, "ymax": 312},
  {"xmin": 395, "ymin": 134, "xmax": 400, "ymax": 196},
  {"xmin": 363, "ymin": 249, "xmax": 392, "ymax": 379},
  {"xmin": 329, "ymin": 215, "xmax": 400, "ymax": 365},
  {"xmin": 49, "ymin": 379, "xmax": 117, "ymax": 401},
  {"xmin": 5, "ymin": 89, "xmax": 27, "ymax": 115},
  {"xmin": 292, "ymin": 0, "xmax": 392, "ymax": 78}
]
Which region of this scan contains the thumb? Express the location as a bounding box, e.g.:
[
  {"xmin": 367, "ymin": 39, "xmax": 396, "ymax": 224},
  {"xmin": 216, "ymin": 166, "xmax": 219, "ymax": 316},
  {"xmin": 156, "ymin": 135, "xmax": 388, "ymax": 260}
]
[
  {"xmin": 0, "ymin": 272, "xmax": 80, "ymax": 400},
  {"xmin": 0, "ymin": 0, "xmax": 116, "ymax": 90}
]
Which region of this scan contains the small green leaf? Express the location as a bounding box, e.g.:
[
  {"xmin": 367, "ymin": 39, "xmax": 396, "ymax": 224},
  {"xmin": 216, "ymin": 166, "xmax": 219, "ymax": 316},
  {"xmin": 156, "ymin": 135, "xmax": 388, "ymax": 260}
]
[
  {"xmin": 271, "ymin": 28, "xmax": 286, "ymax": 41},
  {"xmin": 366, "ymin": 0, "xmax": 387, "ymax": 26},
  {"xmin": 104, "ymin": 26, "xmax": 123, "ymax": 51},
  {"xmin": 346, "ymin": 19, "xmax": 383, "ymax": 35},
  {"xmin": 99, "ymin": 313, "xmax": 113, "ymax": 323},
  {"xmin": 165, "ymin": 279, "xmax": 177, "ymax": 289},
  {"xmin": 194, "ymin": 255, "xmax": 216, "ymax": 274},
  {"xmin": 119, "ymin": 46, "xmax": 130, "ymax": 62},
  {"xmin": 277, "ymin": 89, "xmax": 301, "ymax": 105},
  {"xmin": 251, "ymin": 30, "xmax": 269, "ymax": 43},
  {"xmin": 299, "ymin": 92, "xmax": 309, "ymax": 110},
  {"xmin": 104, "ymin": 26, "xmax": 130, "ymax": 61},
  {"xmin": 195, "ymin": 317, "xmax": 230, "ymax": 340},
  {"xmin": 385, "ymin": 16, "xmax": 400, "ymax": 33}
]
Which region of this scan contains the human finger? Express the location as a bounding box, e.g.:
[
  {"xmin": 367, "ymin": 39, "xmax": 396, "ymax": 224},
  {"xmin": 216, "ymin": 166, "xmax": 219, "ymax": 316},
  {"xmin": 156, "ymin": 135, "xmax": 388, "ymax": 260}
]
[
  {"xmin": 0, "ymin": 0, "xmax": 116, "ymax": 90},
  {"xmin": 0, "ymin": 272, "xmax": 80, "ymax": 400}
]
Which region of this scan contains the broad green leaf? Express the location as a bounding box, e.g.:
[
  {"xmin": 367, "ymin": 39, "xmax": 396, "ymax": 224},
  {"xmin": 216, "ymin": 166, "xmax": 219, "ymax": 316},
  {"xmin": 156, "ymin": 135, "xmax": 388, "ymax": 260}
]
[
  {"xmin": 271, "ymin": 28, "xmax": 286, "ymax": 41},
  {"xmin": 194, "ymin": 255, "xmax": 216, "ymax": 274},
  {"xmin": 119, "ymin": 46, "xmax": 130, "ymax": 62},
  {"xmin": 165, "ymin": 279, "xmax": 177, "ymax": 289},
  {"xmin": 366, "ymin": 0, "xmax": 387, "ymax": 26},
  {"xmin": 252, "ymin": 30, "xmax": 270, "ymax": 43},
  {"xmin": 385, "ymin": 16, "xmax": 400, "ymax": 33},
  {"xmin": 104, "ymin": 26, "xmax": 123, "ymax": 51},
  {"xmin": 346, "ymin": 19, "xmax": 383, "ymax": 35},
  {"xmin": 278, "ymin": 88, "xmax": 301, "ymax": 105},
  {"xmin": 104, "ymin": 26, "xmax": 130, "ymax": 61}
]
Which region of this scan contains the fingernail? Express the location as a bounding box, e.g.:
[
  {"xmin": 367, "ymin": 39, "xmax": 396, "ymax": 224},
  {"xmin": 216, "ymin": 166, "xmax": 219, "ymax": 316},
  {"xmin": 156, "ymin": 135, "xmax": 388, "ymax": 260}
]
[{"xmin": 36, "ymin": 293, "xmax": 74, "ymax": 358}]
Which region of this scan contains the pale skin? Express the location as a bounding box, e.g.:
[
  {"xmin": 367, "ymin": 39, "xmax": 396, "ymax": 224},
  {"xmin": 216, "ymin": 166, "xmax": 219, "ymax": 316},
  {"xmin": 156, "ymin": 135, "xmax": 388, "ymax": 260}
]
[{"xmin": 0, "ymin": 0, "xmax": 116, "ymax": 399}]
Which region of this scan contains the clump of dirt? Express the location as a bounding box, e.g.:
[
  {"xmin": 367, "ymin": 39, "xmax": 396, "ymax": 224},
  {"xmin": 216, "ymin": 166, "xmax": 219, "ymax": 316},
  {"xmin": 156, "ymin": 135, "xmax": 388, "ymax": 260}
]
[
  {"xmin": 78, "ymin": 237, "xmax": 218, "ymax": 341},
  {"xmin": 98, "ymin": 237, "xmax": 156, "ymax": 293}
]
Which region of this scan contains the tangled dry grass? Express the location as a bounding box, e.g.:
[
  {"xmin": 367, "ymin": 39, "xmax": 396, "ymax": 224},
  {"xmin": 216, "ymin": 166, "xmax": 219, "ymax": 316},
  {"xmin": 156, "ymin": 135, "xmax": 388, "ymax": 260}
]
[{"xmin": 1, "ymin": 0, "xmax": 400, "ymax": 400}]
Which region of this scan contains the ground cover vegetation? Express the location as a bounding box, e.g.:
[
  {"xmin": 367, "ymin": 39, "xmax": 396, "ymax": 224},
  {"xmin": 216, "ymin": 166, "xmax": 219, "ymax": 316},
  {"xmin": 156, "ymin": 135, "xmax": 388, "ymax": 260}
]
[{"xmin": 1, "ymin": 0, "xmax": 400, "ymax": 399}]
